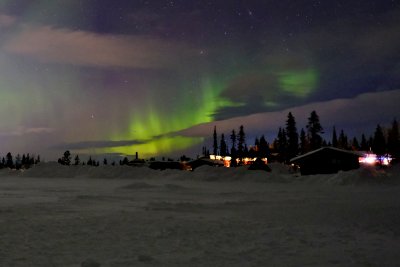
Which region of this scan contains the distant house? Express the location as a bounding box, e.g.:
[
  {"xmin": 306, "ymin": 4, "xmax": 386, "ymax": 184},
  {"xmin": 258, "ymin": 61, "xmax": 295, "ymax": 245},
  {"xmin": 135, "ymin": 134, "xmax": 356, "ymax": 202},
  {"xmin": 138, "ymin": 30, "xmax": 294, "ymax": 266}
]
[{"xmin": 290, "ymin": 147, "xmax": 361, "ymax": 175}]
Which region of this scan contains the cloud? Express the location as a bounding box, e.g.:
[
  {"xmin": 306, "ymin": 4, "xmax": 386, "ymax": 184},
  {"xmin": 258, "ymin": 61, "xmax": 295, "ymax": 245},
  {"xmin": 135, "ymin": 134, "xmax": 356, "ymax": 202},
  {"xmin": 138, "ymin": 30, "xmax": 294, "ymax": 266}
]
[
  {"xmin": 177, "ymin": 89, "xmax": 400, "ymax": 138},
  {"xmin": 3, "ymin": 25, "xmax": 195, "ymax": 68},
  {"xmin": 0, "ymin": 14, "xmax": 16, "ymax": 28},
  {"xmin": 0, "ymin": 126, "xmax": 55, "ymax": 137},
  {"xmin": 213, "ymin": 53, "xmax": 318, "ymax": 120},
  {"xmin": 52, "ymin": 139, "xmax": 149, "ymax": 150}
]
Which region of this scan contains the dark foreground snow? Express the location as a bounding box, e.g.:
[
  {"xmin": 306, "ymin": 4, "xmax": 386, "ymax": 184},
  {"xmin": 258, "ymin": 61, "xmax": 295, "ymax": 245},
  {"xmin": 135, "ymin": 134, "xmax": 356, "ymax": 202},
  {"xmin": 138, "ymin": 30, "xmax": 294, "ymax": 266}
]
[{"xmin": 0, "ymin": 163, "xmax": 399, "ymax": 266}]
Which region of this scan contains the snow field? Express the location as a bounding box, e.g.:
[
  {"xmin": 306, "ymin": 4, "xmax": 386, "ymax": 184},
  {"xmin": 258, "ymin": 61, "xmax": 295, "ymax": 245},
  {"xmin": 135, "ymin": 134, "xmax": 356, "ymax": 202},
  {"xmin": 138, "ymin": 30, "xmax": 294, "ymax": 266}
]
[{"xmin": 0, "ymin": 163, "xmax": 399, "ymax": 266}]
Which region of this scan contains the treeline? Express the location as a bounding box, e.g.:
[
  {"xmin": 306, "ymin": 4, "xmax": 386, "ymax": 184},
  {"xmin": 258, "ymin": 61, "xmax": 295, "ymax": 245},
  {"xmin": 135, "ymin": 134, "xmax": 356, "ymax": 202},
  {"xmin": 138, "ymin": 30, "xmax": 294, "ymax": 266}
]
[
  {"xmin": 58, "ymin": 150, "xmax": 117, "ymax": 166},
  {"xmin": 0, "ymin": 152, "xmax": 40, "ymax": 170},
  {"xmin": 57, "ymin": 150, "xmax": 148, "ymax": 167},
  {"xmin": 208, "ymin": 110, "xmax": 400, "ymax": 163}
]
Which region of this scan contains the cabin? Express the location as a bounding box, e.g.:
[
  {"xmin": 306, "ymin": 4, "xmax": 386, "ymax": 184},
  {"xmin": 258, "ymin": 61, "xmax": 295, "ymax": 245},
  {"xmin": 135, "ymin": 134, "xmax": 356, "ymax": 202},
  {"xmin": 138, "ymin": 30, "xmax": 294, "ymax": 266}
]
[{"xmin": 290, "ymin": 147, "xmax": 361, "ymax": 175}]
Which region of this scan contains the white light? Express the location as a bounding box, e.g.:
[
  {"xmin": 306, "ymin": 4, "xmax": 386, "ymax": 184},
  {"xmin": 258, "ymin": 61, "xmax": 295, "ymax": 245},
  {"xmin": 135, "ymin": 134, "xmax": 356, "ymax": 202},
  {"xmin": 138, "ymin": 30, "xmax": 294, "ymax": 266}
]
[
  {"xmin": 382, "ymin": 158, "xmax": 389, "ymax": 166},
  {"xmin": 359, "ymin": 154, "xmax": 377, "ymax": 165}
]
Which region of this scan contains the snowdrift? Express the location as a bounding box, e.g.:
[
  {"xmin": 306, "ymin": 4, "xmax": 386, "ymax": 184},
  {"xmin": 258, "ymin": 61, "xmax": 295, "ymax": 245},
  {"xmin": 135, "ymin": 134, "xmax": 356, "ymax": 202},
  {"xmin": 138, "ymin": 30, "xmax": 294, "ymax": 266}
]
[
  {"xmin": 0, "ymin": 162, "xmax": 398, "ymax": 185},
  {"xmin": 0, "ymin": 162, "xmax": 399, "ymax": 266}
]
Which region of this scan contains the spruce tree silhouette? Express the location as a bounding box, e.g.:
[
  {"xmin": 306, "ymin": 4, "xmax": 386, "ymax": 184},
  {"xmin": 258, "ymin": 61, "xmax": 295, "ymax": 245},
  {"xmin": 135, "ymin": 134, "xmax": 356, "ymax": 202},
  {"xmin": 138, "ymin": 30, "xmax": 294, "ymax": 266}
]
[
  {"xmin": 372, "ymin": 124, "xmax": 386, "ymax": 155},
  {"xmin": 286, "ymin": 112, "xmax": 299, "ymax": 160},
  {"xmin": 351, "ymin": 137, "xmax": 360, "ymax": 150},
  {"xmin": 230, "ymin": 129, "xmax": 237, "ymax": 157},
  {"xmin": 62, "ymin": 150, "xmax": 71, "ymax": 165},
  {"xmin": 259, "ymin": 135, "xmax": 269, "ymax": 158},
  {"xmin": 360, "ymin": 134, "xmax": 369, "ymax": 151},
  {"xmin": 213, "ymin": 126, "xmax": 218, "ymax": 155},
  {"xmin": 338, "ymin": 129, "xmax": 348, "ymax": 149},
  {"xmin": 388, "ymin": 119, "xmax": 400, "ymax": 159},
  {"xmin": 275, "ymin": 127, "xmax": 287, "ymax": 162},
  {"xmin": 74, "ymin": 155, "xmax": 80, "ymax": 165},
  {"xmin": 332, "ymin": 126, "xmax": 338, "ymax": 147},
  {"xmin": 15, "ymin": 154, "xmax": 21, "ymax": 170},
  {"xmin": 220, "ymin": 133, "xmax": 227, "ymax": 156},
  {"xmin": 299, "ymin": 128, "xmax": 308, "ymax": 154},
  {"xmin": 306, "ymin": 111, "xmax": 323, "ymax": 151},
  {"xmin": 237, "ymin": 125, "xmax": 245, "ymax": 160},
  {"xmin": 87, "ymin": 156, "xmax": 93, "ymax": 166},
  {"xmin": 6, "ymin": 152, "xmax": 13, "ymax": 168}
]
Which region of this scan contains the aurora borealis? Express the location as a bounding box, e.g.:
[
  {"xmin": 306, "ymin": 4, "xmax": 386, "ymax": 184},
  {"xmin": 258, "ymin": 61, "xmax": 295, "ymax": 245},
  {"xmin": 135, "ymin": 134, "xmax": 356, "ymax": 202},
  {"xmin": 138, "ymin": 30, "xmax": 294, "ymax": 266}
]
[{"xmin": 0, "ymin": 0, "xmax": 399, "ymax": 160}]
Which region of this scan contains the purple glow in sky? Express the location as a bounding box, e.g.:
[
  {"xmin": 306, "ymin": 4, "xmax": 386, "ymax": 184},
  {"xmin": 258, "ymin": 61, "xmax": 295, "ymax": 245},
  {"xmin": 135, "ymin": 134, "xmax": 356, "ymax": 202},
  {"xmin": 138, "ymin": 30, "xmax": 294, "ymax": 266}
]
[{"xmin": 0, "ymin": 0, "xmax": 399, "ymax": 159}]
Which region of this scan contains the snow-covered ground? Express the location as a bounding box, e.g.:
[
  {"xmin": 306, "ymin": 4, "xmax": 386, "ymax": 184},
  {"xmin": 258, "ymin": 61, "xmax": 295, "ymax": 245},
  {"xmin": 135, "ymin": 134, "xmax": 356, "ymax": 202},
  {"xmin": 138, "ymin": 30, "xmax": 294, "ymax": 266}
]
[{"xmin": 0, "ymin": 163, "xmax": 399, "ymax": 266}]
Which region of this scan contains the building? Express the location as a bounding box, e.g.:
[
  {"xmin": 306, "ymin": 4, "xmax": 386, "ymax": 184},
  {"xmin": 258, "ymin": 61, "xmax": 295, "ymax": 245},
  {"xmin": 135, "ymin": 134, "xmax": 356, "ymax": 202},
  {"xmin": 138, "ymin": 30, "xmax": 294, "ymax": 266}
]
[{"xmin": 290, "ymin": 147, "xmax": 361, "ymax": 175}]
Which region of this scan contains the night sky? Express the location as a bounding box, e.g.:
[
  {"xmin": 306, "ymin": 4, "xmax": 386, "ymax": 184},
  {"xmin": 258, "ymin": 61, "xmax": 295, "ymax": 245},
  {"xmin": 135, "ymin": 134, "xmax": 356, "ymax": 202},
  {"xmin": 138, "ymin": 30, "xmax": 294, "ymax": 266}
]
[{"xmin": 0, "ymin": 0, "xmax": 399, "ymax": 160}]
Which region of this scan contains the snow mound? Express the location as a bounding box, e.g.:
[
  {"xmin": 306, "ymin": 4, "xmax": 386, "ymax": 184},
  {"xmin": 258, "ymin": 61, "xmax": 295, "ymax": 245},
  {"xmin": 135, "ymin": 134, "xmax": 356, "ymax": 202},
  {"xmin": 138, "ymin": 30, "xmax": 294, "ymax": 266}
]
[
  {"xmin": 1, "ymin": 162, "xmax": 398, "ymax": 186},
  {"xmin": 17, "ymin": 162, "xmax": 156, "ymax": 179},
  {"xmin": 295, "ymin": 165, "xmax": 400, "ymax": 185},
  {"xmin": 332, "ymin": 165, "xmax": 400, "ymax": 185}
]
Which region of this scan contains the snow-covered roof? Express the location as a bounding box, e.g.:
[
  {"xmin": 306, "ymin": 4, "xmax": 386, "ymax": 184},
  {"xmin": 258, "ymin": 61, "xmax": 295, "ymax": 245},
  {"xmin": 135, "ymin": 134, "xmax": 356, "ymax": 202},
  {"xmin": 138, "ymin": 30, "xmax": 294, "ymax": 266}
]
[{"xmin": 290, "ymin": 147, "xmax": 362, "ymax": 163}]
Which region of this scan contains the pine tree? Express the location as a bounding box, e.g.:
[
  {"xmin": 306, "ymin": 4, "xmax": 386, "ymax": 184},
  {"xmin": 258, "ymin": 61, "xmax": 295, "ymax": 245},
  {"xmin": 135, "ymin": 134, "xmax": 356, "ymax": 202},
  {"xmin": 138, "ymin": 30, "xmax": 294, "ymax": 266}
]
[
  {"xmin": 338, "ymin": 129, "xmax": 348, "ymax": 149},
  {"xmin": 61, "ymin": 150, "xmax": 71, "ymax": 165},
  {"xmin": 6, "ymin": 152, "xmax": 13, "ymax": 168},
  {"xmin": 249, "ymin": 137, "xmax": 260, "ymax": 158},
  {"xmin": 372, "ymin": 124, "xmax": 386, "ymax": 155},
  {"xmin": 254, "ymin": 137, "xmax": 260, "ymax": 149},
  {"xmin": 368, "ymin": 136, "xmax": 374, "ymax": 150},
  {"xmin": 22, "ymin": 154, "xmax": 27, "ymax": 166},
  {"xmin": 15, "ymin": 154, "xmax": 22, "ymax": 170},
  {"xmin": 299, "ymin": 128, "xmax": 308, "ymax": 154},
  {"xmin": 27, "ymin": 153, "xmax": 33, "ymax": 165},
  {"xmin": 286, "ymin": 112, "xmax": 299, "ymax": 160},
  {"xmin": 230, "ymin": 129, "xmax": 237, "ymax": 156},
  {"xmin": 332, "ymin": 126, "xmax": 338, "ymax": 148},
  {"xmin": 277, "ymin": 127, "xmax": 288, "ymax": 162},
  {"xmin": 244, "ymin": 144, "xmax": 249, "ymax": 158},
  {"xmin": 306, "ymin": 111, "xmax": 323, "ymax": 150},
  {"xmin": 74, "ymin": 155, "xmax": 80, "ymax": 165},
  {"xmin": 220, "ymin": 133, "xmax": 227, "ymax": 156},
  {"xmin": 360, "ymin": 134, "xmax": 369, "ymax": 151},
  {"xmin": 387, "ymin": 119, "xmax": 400, "ymax": 158},
  {"xmin": 213, "ymin": 126, "xmax": 218, "ymax": 155},
  {"xmin": 259, "ymin": 135, "xmax": 269, "ymax": 158},
  {"xmin": 351, "ymin": 137, "xmax": 360, "ymax": 150},
  {"xmin": 237, "ymin": 125, "xmax": 246, "ymax": 159},
  {"xmin": 122, "ymin": 157, "xmax": 129, "ymax": 165}
]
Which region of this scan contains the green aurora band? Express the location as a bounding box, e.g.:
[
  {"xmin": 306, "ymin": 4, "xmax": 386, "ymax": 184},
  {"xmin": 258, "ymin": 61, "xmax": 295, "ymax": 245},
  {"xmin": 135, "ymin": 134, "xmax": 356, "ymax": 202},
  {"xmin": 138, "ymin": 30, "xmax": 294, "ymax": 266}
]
[
  {"xmin": 95, "ymin": 67, "xmax": 317, "ymax": 158},
  {"xmin": 279, "ymin": 68, "xmax": 318, "ymax": 98},
  {"xmin": 89, "ymin": 78, "xmax": 235, "ymax": 158},
  {"xmin": 0, "ymin": 0, "xmax": 319, "ymax": 158}
]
